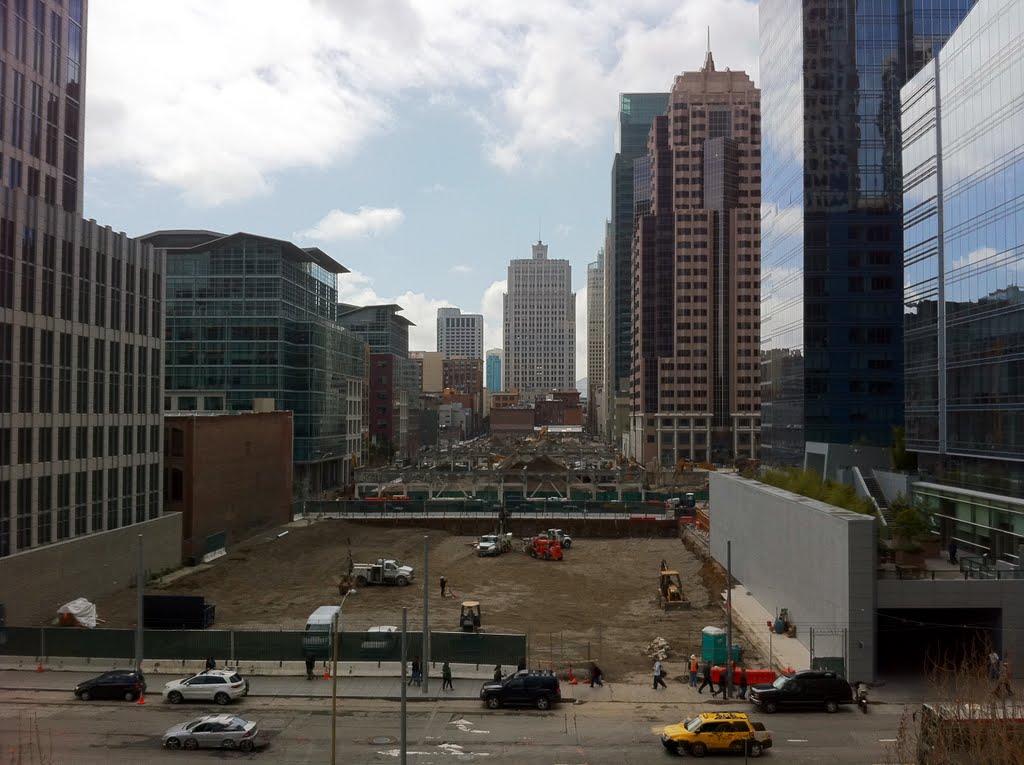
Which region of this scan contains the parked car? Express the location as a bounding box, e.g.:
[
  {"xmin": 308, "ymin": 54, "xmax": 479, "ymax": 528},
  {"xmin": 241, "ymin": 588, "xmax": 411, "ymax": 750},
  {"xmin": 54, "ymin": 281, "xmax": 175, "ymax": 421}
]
[
  {"xmin": 73, "ymin": 669, "xmax": 146, "ymax": 702},
  {"xmin": 660, "ymin": 711, "xmax": 772, "ymax": 757},
  {"xmin": 162, "ymin": 714, "xmax": 267, "ymax": 751},
  {"xmin": 162, "ymin": 669, "xmax": 248, "ymax": 706},
  {"xmin": 747, "ymin": 669, "xmax": 854, "ymax": 713},
  {"xmin": 480, "ymin": 669, "xmax": 561, "ymax": 710}
]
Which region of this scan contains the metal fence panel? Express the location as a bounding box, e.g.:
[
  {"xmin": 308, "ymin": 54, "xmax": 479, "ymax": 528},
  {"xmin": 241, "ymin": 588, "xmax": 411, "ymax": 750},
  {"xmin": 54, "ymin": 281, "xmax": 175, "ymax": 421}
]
[{"xmin": 430, "ymin": 632, "xmax": 526, "ymax": 666}]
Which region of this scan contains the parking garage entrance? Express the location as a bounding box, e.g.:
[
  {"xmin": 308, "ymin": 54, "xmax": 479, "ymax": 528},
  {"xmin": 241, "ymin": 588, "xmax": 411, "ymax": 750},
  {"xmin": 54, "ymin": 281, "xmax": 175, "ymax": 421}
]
[{"xmin": 877, "ymin": 608, "xmax": 1001, "ymax": 675}]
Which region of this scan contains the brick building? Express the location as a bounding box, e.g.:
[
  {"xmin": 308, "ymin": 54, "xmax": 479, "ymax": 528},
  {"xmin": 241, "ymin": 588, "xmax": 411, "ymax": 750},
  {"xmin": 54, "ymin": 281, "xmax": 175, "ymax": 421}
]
[{"xmin": 164, "ymin": 411, "xmax": 293, "ymax": 562}]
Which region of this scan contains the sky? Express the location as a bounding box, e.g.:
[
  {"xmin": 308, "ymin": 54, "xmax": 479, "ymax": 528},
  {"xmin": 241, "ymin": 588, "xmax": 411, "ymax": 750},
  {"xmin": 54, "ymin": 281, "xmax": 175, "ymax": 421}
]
[{"xmin": 83, "ymin": 0, "xmax": 760, "ymax": 381}]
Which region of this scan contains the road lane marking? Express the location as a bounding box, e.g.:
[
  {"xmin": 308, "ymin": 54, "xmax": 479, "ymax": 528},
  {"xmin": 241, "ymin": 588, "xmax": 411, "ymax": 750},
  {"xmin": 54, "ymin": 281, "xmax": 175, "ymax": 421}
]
[
  {"xmin": 878, "ymin": 738, "xmax": 897, "ymax": 742},
  {"xmin": 787, "ymin": 738, "xmax": 809, "ymax": 742}
]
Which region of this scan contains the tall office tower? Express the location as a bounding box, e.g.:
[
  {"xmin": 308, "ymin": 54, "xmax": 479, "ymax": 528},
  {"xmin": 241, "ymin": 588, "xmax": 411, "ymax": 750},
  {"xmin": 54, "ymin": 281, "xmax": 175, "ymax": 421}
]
[
  {"xmin": 586, "ymin": 253, "xmax": 605, "ymax": 435},
  {"xmin": 604, "ymin": 93, "xmax": 670, "ymax": 443},
  {"xmin": 153, "ymin": 231, "xmax": 367, "ymax": 492},
  {"xmin": 436, "ymin": 306, "xmax": 483, "ymax": 359},
  {"xmin": 902, "ymin": 0, "xmax": 1024, "ymax": 560},
  {"xmin": 485, "ymin": 348, "xmax": 502, "ymax": 392},
  {"xmin": 503, "ymin": 241, "xmax": 575, "ymax": 392},
  {"xmin": 629, "ymin": 53, "xmax": 761, "ymax": 465},
  {"xmin": 759, "ymin": 0, "xmax": 975, "ymax": 465},
  {"xmin": 1, "ymin": 1, "xmax": 169, "ymax": 566}
]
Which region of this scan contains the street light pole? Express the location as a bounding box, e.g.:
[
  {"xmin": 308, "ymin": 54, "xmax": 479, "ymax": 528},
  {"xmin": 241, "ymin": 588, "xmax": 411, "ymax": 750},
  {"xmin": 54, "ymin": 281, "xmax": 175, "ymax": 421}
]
[
  {"xmin": 726, "ymin": 540, "xmax": 733, "ymax": 699},
  {"xmin": 400, "ymin": 606, "xmax": 408, "ymax": 765},
  {"xmin": 330, "ymin": 587, "xmax": 356, "ymax": 765},
  {"xmin": 135, "ymin": 534, "xmax": 144, "ymax": 672},
  {"xmin": 422, "ymin": 536, "xmax": 430, "ymax": 694}
]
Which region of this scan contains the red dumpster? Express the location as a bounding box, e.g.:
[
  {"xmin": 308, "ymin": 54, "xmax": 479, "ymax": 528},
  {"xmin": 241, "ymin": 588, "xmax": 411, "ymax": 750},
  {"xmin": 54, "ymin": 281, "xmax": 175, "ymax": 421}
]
[{"xmin": 711, "ymin": 666, "xmax": 779, "ymax": 685}]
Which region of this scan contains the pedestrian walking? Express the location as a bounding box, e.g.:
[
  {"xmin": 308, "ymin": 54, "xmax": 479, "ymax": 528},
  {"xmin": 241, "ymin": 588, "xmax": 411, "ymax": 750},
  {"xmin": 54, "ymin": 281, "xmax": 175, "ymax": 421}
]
[
  {"xmin": 948, "ymin": 540, "xmax": 958, "ymax": 564},
  {"xmin": 493, "ymin": 664, "xmax": 504, "ymax": 683},
  {"xmin": 995, "ymin": 657, "xmax": 1014, "ymax": 698},
  {"xmin": 589, "ymin": 661, "xmax": 604, "ymax": 688},
  {"xmin": 653, "ymin": 659, "xmax": 668, "ymax": 690},
  {"xmin": 990, "ymin": 651, "xmax": 1001, "ymax": 680},
  {"xmin": 688, "ymin": 654, "xmax": 699, "ymax": 688},
  {"xmin": 409, "ymin": 656, "xmax": 422, "ymax": 686},
  {"xmin": 204, "ymin": 656, "xmax": 216, "ymax": 672},
  {"xmin": 738, "ymin": 666, "xmax": 748, "ymax": 700},
  {"xmin": 440, "ymin": 575, "xmax": 448, "ymax": 598},
  {"xmin": 305, "ymin": 653, "xmax": 316, "ymax": 681},
  {"xmin": 442, "ymin": 661, "xmax": 454, "ymax": 690},
  {"xmin": 698, "ymin": 660, "xmax": 717, "ymax": 696}
]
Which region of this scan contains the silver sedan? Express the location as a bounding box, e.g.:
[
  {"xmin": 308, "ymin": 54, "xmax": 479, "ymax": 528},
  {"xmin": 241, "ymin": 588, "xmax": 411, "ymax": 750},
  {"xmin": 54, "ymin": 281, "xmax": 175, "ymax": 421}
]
[{"xmin": 162, "ymin": 714, "xmax": 266, "ymax": 752}]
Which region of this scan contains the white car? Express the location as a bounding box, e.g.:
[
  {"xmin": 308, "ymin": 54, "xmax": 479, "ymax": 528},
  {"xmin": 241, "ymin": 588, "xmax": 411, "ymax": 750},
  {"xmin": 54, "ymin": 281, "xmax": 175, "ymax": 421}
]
[{"xmin": 162, "ymin": 669, "xmax": 248, "ymax": 706}]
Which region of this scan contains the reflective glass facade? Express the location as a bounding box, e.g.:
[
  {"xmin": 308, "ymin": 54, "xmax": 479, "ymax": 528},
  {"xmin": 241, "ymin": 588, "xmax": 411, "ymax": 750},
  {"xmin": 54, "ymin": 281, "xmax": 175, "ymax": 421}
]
[
  {"xmin": 902, "ymin": 0, "xmax": 1024, "ymax": 560},
  {"xmin": 760, "ymin": 0, "xmax": 975, "ymax": 465},
  {"xmin": 162, "ymin": 234, "xmax": 366, "ymax": 471}
]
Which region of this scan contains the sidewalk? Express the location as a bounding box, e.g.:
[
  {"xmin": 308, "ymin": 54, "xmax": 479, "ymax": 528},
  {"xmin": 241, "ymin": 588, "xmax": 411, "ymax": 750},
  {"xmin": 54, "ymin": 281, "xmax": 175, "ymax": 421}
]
[{"xmin": 724, "ymin": 585, "xmax": 810, "ymax": 673}]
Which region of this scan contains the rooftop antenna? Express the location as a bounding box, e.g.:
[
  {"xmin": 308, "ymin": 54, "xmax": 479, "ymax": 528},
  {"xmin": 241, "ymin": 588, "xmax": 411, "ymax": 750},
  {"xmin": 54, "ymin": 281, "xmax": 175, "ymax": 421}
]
[
  {"xmin": 538, "ymin": 215, "xmax": 542, "ymax": 243},
  {"xmin": 707, "ymin": 26, "xmax": 710, "ymax": 56}
]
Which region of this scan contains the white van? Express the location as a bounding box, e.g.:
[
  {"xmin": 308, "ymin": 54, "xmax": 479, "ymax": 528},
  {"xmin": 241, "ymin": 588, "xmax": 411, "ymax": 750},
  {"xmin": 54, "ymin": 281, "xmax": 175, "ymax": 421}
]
[{"xmin": 302, "ymin": 606, "xmax": 341, "ymax": 659}]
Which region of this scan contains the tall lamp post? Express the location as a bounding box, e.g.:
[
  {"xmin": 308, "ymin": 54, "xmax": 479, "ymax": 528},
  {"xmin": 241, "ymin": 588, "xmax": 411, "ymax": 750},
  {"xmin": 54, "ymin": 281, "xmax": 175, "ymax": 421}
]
[{"xmin": 330, "ymin": 587, "xmax": 357, "ymax": 765}]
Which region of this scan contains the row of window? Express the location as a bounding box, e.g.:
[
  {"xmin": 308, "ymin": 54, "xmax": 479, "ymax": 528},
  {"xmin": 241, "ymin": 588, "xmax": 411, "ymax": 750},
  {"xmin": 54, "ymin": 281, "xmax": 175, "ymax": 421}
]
[{"xmin": 0, "ymin": 423, "xmax": 161, "ymax": 464}]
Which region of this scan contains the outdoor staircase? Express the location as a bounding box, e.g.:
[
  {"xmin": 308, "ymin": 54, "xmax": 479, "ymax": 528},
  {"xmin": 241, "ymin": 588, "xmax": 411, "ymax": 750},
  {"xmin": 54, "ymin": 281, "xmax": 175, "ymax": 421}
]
[{"xmin": 860, "ymin": 470, "xmax": 893, "ymax": 525}]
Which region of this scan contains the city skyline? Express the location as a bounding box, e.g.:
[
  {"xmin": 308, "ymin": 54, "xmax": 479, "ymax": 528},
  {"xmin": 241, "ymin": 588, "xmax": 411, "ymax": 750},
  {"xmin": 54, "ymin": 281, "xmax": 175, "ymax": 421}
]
[{"xmin": 82, "ymin": 1, "xmax": 761, "ymax": 379}]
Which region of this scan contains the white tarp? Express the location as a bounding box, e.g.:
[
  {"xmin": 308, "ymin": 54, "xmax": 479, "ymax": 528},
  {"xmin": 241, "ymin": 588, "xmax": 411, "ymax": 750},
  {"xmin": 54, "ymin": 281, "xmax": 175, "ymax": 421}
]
[{"xmin": 57, "ymin": 598, "xmax": 98, "ymax": 628}]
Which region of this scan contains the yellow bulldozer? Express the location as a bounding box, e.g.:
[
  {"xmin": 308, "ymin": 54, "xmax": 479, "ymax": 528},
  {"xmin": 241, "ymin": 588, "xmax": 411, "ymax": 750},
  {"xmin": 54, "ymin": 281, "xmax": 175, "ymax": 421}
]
[{"xmin": 658, "ymin": 560, "xmax": 689, "ymax": 610}]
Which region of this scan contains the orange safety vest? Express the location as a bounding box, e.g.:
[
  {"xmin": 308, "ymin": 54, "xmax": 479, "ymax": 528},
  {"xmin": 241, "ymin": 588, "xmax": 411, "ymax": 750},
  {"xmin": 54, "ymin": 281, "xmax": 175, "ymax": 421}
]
[{"xmin": 689, "ymin": 658, "xmax": 698, "ymax": 673}]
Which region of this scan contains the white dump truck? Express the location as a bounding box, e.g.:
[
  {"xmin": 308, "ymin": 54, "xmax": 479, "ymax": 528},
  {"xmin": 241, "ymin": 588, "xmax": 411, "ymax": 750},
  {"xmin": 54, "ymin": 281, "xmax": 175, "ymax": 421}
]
[
  {"xmin": 477, "ymin": 533, "xmax": 513, "ymax": 557},
  {"xmin": 352, "ymin": 558, "xmax": 415, "ymax": 586}
]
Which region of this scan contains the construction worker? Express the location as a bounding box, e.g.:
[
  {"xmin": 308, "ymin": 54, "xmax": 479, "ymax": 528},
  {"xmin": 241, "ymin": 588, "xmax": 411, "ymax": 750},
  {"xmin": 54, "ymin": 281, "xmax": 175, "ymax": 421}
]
[
  {"xmin": 688, "ymin": 655, "xmax": 699, "ymax": 687},
  {"xmin": 440, "ymin": 575, "xmax": 448, "ymax": 598}
]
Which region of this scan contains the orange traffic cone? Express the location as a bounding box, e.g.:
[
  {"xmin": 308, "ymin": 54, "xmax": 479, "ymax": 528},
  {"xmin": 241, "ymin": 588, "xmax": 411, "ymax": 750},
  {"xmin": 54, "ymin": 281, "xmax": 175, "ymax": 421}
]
[
  {"xmin": 567, "ymin": 663, "xmax": 578, "ymax": 685},
  {"xmin": 323, "ymin": 666, "xmax": 331, "ymax": 680},
  {"xmin": 137, "ymin": 692, "xmax": 145, "ymax": 705},
  {"xmin": 36, "ymin": 663, "xmax": 43, "ymax": 673}
]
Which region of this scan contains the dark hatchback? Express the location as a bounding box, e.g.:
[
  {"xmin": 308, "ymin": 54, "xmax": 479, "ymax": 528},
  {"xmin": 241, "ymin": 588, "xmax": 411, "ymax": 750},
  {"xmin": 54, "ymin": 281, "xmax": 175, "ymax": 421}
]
[
  {"xmin": 747, "ymin": 670, "xmax": 853, "ymax": 714},
  {"xmin": 73, "ymin": 670, "xmax": 147, "ymax": 702},
  {"xmin": 480, "ymin": 669, "xmax": 561, "ymax": 710}
]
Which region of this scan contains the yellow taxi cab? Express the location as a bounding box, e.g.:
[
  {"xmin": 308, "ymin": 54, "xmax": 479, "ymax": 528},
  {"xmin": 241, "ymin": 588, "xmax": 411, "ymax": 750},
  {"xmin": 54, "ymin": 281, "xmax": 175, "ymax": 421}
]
[{"xmin": 659, "ymin": 711, "xmax": 772, "ymax": 758}]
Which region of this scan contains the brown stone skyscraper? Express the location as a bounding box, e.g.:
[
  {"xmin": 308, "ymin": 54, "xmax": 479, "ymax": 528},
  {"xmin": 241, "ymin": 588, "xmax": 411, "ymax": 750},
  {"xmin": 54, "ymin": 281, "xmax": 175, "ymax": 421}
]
[{"xmin": 628, "ymin": 52, "xmax": 761, "ymax": 464}]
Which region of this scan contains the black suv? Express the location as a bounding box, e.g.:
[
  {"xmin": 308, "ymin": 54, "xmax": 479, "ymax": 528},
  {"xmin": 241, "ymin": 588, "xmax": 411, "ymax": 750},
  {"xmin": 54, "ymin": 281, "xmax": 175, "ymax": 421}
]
[
  {"xmin": 480, "ymin": 669, "xmax": 561, "ymax": 710},
  {"xmin": 73, "ymin": 670, "xmax": 147, "ymax": 702},
  {"xmin": 747, "ymin": 670, "xmax": 853, "ymax": 714}
]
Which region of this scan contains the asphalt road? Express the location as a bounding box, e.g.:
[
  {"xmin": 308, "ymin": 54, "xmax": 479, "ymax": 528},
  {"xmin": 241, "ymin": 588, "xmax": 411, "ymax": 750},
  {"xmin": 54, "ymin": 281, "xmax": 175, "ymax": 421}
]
[{"xmin": 1, "ymin": 692, "xmax": 908, "ymax": 763}]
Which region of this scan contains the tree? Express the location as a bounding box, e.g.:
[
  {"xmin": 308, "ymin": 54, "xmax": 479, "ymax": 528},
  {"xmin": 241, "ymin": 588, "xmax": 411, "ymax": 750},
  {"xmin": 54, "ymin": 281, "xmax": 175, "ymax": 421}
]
[{"xmin": 891, "ymin": 426, "xmax": 918, "ymax": 472}]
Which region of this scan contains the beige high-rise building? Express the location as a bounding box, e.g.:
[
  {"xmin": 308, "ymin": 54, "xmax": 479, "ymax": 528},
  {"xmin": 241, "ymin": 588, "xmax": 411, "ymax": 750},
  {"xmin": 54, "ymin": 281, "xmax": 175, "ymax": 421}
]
[
  {"xmin": 586, "ymin": 252, "xmax": 605, "ymax": 435},
  {"xmin": 409, "ymin": 351, "xmax": 444, "ymax": 393},
  {"xmin": 503, "ymin": 241, "xmax": 575, "ymax": 392},
  {"xmin": 629, "ymin": 51, "xmax": 761, "ymax": 464}
]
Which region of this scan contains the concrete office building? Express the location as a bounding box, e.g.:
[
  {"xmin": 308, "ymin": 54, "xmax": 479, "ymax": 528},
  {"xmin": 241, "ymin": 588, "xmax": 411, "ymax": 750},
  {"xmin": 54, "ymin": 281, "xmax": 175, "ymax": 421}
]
[
  {"xmin": 759, "ymin": 0, "xmax": 975, "ymax": 465},
  {"xmin": 436, "ymin": 306, "xmax": 483, "ymax": 360},
  {"xmin": 604, "ymin": 93, "xmax": 669, "ymax": 444},
  {"xmin": 153, "ymin": 230, "xmax": 367, "ymax": 494},
  {"xmin": 902, "ymin": 0, "xmax": 1024, "ymax": 562},
  {"xmin": 503, "ymin": 241, "xmax": 575, "ymax": 392},
  {"xmin": 628, "ymin": 53, "xmax": 761, "ymax": 465},
  {"xmin": 485, "ymin": 348, "xmax": 502, "ymax": 392},
  {"xmin": 409, "ymin": 350, "xmax": 443, "ymax": 393},
  {"xmin": 586, "ymin": 254, "xmax": 605, "ymax": 436},
  {"xmin": 0, "ymin": 2, "xmax": 182, "ymax": 619}
]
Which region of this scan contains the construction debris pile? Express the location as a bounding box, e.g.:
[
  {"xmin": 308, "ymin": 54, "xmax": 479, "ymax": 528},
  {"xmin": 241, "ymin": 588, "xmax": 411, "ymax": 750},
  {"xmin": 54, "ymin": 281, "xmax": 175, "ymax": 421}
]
[{"xmin": 644, "ymin": 636, "xmax": 671, "ymax": 661}]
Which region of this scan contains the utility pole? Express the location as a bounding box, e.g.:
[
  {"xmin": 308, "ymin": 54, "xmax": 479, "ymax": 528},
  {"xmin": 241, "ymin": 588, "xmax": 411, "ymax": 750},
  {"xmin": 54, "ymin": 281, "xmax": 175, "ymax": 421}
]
[
  {"xmin": 422, "ymin": 535, "xmax": 430, "ymax": 694},
  {"xmin": 726, "ymin": 539, "xmax": 733, "ymax": 699},
  {"xmin": 135, "ymin": 534, "xmax": 144, "ymax": 672},
  {"xmin": 330, "ymin": 588, "xmax": 355, "ymax": 765},
  {"xmin": 400, "ymin": 607, "xmax": 408, "ymax": 765}
]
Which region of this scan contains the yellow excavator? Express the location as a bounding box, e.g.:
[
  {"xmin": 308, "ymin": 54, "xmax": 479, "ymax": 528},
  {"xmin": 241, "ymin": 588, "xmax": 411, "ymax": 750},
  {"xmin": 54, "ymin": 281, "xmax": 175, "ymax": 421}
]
[{"xmin": 658, "ymin": 559, "xmax": 688, "ymax": 611}]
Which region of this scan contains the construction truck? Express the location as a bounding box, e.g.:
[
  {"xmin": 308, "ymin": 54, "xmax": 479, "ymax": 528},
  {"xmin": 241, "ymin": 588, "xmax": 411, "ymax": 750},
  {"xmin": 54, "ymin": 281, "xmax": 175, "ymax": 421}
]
[
  {"xmin": 658, "ymin": 560, "xmax": 689, "ymax": 610},
  {"xmin": 477, "ymin": 533, "xmax": 513, "ymax": 557},
  {"xmin": 352, "ymin": 558, "xmax": 415, "ymax": 587},
  {"xmin": 543, "ymin": 528, "xmax": 573, "ymax": 549}
]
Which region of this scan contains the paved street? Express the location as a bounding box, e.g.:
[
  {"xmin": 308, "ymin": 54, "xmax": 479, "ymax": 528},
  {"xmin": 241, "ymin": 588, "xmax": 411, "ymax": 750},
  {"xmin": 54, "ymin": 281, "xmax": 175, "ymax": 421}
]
[{"xmin": 1, "ymin": 689, "xmax": 908, "ymax": 763}]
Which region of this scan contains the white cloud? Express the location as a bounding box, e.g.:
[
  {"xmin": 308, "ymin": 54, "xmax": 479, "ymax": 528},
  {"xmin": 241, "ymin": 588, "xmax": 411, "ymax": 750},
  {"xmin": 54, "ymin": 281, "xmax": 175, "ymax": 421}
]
[
  {"xmin": 337, "ymin": 270, "xmax": 452, "ymax": 351},
  {"xmin": 299, "ymin": 207, "xmax": 404, "ymax": 241},
  {"xmin": 87, "ymin": 0, "xmax": 760, "ymax": 204},
  {"xmin": 556, "ymin": 223, "xmax": 573, "ymax": 237},
  {"xmin": 575, "ymin": 285, "xmax": 588, "ymax": 384},
  {"xmin": 421, "ymin": 183, "xmax": 449, "ymax": 194},
  {"xmin": 480, "ymin": 279, "xmax": 507, "ymax": 354},
  {"xmin": 449, "ymin": 264, "xmax": 472, "ymax": 274}
]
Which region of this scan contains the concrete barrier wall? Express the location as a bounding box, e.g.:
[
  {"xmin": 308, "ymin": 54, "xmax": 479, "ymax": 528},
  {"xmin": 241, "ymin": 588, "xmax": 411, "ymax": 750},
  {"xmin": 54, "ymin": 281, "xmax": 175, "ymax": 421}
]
[
  {"xmin": 709, "ymin": 473, "xmax": 877, "ymax": 681},
  {"xmin": 296, "ymin": 515, "xmax": 680, "ymax": 538},
  {"xmin": 0, "ymin": 513, "xmax": 183, "ymax": 624}
]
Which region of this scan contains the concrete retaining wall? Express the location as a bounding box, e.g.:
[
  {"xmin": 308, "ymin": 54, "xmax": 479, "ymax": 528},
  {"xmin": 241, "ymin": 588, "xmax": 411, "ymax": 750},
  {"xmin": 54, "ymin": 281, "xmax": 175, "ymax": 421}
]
[
  {"xmin": 709, "ymin": 473, "xmax": 877, "ymax": 681},
  {"xmin": 0, "ymin": 513, "xmax": 182, "ymax": 624}
]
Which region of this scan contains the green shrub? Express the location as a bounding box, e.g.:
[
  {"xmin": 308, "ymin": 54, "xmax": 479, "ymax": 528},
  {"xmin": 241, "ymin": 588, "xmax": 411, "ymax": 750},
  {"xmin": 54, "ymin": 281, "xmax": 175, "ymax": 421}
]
[{"xmin": 758, "ymin": 467, "xmax": 875, "ymax": 515}]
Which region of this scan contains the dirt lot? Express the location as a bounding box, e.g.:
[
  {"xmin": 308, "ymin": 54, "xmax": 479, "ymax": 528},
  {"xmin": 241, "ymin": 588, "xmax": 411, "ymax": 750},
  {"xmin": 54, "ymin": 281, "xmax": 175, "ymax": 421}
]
[{"xmin": 91, "ymin": 520, "xmax": 756, "ymax": 680}]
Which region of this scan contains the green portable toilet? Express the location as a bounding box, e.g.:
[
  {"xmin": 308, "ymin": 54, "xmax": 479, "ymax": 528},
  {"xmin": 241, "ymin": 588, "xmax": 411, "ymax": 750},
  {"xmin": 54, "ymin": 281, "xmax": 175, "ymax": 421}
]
[{"xmin": 701, "ymin": 626, "xmax": 727, "ymax": 663}]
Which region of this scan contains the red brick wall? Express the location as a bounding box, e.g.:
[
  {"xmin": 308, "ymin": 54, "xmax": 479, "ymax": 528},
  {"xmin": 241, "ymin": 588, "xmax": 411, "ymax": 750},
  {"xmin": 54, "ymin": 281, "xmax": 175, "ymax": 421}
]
[{"xmin": 165, "ymin": 412, "xmax": 293, "ymax": 560}]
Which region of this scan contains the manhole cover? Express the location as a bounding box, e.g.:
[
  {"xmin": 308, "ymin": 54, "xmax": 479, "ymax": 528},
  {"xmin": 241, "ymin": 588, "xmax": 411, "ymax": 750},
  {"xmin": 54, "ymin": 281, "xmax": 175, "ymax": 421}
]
[{"xmin": 367, "ymin": 736, "xmax": 398, "ymax": 745}]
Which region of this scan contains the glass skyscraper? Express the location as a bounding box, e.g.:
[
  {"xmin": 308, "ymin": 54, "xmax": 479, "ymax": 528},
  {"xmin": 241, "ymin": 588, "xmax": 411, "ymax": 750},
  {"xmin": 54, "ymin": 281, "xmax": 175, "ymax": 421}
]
[
  {"xmin": 760, "ymin": 0, "xmax": 975, "ymax": 465},
  {"xmin": 902, "ymin": 0, "xmax": 1024, "ymax": 561},
  {"xmin": 151, "ymin": 231, "xmax": 367, "ymax": 491},
  {"xmin": 604, "ymin": 92, "xmax": 669, "ymax": 440},
  {"xmin": 485, "ymin": 349, "xmax": 502, "ymax": 393}
]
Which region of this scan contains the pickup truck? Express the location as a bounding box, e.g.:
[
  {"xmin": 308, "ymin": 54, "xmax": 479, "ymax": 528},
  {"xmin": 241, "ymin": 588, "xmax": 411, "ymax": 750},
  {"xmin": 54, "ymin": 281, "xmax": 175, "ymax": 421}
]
[
  {"xmin": 477, "ymin": 534, "xmax": 512, "ymax": 557},
  {"xmin": 352, "ymin": 558, "xmax": 415, "ymax": 587},
  {"xmin": 544, "ymin": 528, "xmax": 573, "ymax": 549},
  {"xmin": 660, "ymin": 711, "xmax": 772, "ymax": 758}
]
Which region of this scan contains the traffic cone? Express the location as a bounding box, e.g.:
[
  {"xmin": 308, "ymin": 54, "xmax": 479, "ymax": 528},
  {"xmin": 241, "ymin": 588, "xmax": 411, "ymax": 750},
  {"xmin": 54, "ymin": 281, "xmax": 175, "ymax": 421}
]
[
  {"xmin": 323, "ymin": 666, "xmax": 331, "ymax": 680},
  {"xmin": 137, "ymin": 692, "xmax": 145, "ymax": 705},
  {"xmin": 36, "ymin": 663, "xmax": 43, "ymax": 673},
  {"xmin": 567, "ymin": 663, "xmax": 578, "ymax": 685}
]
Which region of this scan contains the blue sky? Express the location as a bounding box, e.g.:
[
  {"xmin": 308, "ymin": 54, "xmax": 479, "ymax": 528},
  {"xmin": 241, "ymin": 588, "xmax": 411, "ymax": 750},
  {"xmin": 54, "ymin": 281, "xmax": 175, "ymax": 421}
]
[{"xmin": 83, "ymin": 0, "xmax": 760, "ymax": 379}]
